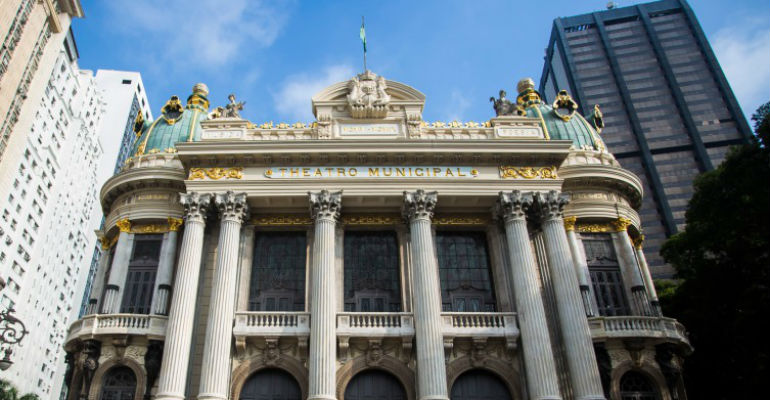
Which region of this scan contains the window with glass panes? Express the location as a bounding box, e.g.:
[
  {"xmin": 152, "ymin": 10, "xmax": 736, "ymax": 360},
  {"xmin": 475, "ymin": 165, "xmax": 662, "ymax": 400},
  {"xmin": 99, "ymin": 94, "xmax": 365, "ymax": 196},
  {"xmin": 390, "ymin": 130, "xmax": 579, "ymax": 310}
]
[
  {"xmin": 249, "ymin": 232, "xmax": 307, "ymax": 311},
  {"xmin": 582, "ymin": 233, "xmax": 630, "ymax": 316},
  {"xmin": 436, "ymin": 231, "xmax": 497, "ymax": 312},
  {"xmin": 120, "ymin": 235, "xmax": 162, "ymax": 314},
  {"xmin": 344, "ymin": 231, "xmax": 401, "ymax": 312}
]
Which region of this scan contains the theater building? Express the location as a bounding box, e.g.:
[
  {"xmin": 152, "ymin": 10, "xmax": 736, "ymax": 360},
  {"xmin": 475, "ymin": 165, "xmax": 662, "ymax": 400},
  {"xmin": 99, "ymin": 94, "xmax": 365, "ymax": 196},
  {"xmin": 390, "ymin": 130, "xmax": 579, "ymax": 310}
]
[{"xmin": 63, "ymin": 73, "xmax": 691, "ymax": 400}]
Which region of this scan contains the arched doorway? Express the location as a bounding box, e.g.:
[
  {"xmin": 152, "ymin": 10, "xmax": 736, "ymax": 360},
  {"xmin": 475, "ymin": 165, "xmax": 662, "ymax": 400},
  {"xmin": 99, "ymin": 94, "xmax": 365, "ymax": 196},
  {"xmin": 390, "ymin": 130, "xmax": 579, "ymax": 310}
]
[
  {"xmin": 99, "ymin": 366, "xmax": 137, "ymax": 400},
  {"xmin": 451, "ymin": 370, "xmax": 511, "ymax": 400},
  {"xmin": 240, "ymin": 369, "xmax": 301, "ymax": 400},
  {"xmin": 344, "ymin": 370, "xmax": 407, "ymax": 400},
  {"xmin": 619, "ymin": 371, "xmax": 660, "ymax": 400}
]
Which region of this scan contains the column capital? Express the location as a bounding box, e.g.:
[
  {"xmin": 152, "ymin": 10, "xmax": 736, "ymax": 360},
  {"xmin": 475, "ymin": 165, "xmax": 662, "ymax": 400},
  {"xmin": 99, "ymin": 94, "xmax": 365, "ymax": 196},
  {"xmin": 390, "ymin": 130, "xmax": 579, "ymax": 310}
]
[
  {"xmin": 534, "ymin": 190, "xmax": 569, "ymax": 221},
  {"xmin": 116, "ymin": 218, "xmax": 131, "ymax": 233},
  {"xmin": 180, "ymin": 192, "xmax": 212, "ymax": 222},
  {"xmin": 168, "ymin": 217, "xmax": 184, "ymax": 232},
  {"xmin": 496, "ymin": 190, "xmax": 533, "ymax": 222},
  {"xmin": 610, "ymin": 216, "xmax": 632, "ymax": 232},
  {"xmin": 632, "ymin": 234, "xmax": 645, "ymax": 250},
  {"xmin": 309, "ymin": 189, "xmax": 342, "ymax": 221},
  {"xmin": 215, "ymin": 191, "xmax": 250, "ymax": 223},
  {"xmin": 563, "ymin": 216, "xmax": 577, "ymax": 231},
  {"xmin": 402, "ymin": 189, "xmax": 438, "ymax": 223}
]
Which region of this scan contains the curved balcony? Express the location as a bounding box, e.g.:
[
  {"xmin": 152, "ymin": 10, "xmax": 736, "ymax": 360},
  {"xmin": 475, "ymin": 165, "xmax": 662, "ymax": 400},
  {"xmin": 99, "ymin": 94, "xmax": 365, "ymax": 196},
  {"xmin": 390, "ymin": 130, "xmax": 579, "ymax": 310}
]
[
  {"xmin": 588, "ymin": 316, "xmax": 691, "ymax": 349},
  {"xmin": 66, "ymin": 314, "xmax": 168, "ymax": 345}
]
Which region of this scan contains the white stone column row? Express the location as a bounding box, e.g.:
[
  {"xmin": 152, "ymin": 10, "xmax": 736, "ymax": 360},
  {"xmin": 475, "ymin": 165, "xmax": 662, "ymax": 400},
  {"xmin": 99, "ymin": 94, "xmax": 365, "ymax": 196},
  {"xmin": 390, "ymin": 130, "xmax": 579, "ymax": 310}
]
[
  {"xmin": 403, "ymin": 190, "xmax": 449, "ymax": 400},
  {"xmin": 497, "ymin": 191, "xmax": 562, "ymax": 400},
  {"xmin": 308, "ymin": 190, "xmax": 342, "ymax": 400},
  {"xmin": 199, "ymin": 192, "xmax": 250, "ymax": 400},
  {"xmin": 535, "ymin": 191, "xmax": 605, "ymax": 400},
  {"xmin": 156, "ymin": 193, "xmax": 212, "ymax": 400}
]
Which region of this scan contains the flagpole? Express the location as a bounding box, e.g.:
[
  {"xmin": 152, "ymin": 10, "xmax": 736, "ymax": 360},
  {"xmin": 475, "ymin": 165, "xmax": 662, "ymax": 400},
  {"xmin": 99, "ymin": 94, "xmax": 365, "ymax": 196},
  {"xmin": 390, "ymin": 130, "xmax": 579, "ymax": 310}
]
[{"xmin": 362, "ymin": 16, "xmax": 367, "ymax": 72}]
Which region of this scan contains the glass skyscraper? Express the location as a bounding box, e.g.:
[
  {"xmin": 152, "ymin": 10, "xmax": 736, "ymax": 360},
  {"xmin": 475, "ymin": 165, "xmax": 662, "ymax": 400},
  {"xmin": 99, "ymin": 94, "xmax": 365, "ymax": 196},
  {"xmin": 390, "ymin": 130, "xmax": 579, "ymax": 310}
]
[{"xmin": 539, "ymin": 0, "xmax": 752, "ymax": 276}]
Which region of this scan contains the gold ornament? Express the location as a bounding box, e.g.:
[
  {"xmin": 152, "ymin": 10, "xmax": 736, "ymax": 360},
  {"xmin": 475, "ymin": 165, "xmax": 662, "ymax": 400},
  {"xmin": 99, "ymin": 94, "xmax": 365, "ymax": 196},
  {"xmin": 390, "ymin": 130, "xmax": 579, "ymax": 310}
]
[
  {"xmin": 499, "ymin": 166, "xmax": 558, "ymax": 180},
  {"xmin": 576, "ymin": 223, "xmax": 612, "ymax": 233},
  {"xmin": 168, "ymin": 217, "xmax": 184, "ymax": 232},
  {"xmin": 116, "ymin": 218, "xmax": 131, "ymax": 233},
  {"xmin": 342, "ymin": 215, "xmax": 401, "ymax": 225},
  {"xmin": 610, "ymin": 217, "xmax": 632, "ymax": 232},
  {"xmin": 563, "ymin": 216, "xmax": 577, "ymax": 231},
  {"xmin": 251, "ymin": 215, "xmax": 313, "ymax": 226},
  {"xmin": 433, "ymin": 215, "xmax": 490, "ymax": 226},
  {"xmin": 632, "ymin": 234, "xmax": 645, "ymax": 250},
  {"xmin": 188, "ymin": 167, "xmax": 243, "ymax": 180}
]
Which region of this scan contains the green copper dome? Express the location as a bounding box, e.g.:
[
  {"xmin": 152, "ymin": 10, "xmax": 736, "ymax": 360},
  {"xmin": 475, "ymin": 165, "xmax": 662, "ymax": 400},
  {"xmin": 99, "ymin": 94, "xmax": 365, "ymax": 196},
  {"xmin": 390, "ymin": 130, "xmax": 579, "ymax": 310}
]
[
  {"xmin": 132, "ymin": 83, "xmax": 210, "ymax": 156},
  {"xmin": 516, "ymin": 78, "xmax": 606, "ymax": 151}
]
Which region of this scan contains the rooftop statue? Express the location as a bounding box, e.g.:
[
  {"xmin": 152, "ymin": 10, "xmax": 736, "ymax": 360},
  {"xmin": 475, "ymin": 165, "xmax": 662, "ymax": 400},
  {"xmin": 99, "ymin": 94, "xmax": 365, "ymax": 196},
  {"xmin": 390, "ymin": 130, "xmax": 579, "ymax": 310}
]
[
  {"xmin": 211, "ymin": 93, "xmax": 246, "ymax": 119},
  {"xmin": 490, "ymin": 90, "xmax": 516, "ymax": 116},
  {"xmin": 347, "ymin": 71, "xmax": 390, "ymax": 118}
]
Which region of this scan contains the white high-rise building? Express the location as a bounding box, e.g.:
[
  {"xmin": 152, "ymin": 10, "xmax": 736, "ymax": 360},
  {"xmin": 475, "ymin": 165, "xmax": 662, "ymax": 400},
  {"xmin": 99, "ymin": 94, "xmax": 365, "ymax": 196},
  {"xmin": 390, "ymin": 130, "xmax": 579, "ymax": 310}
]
[{"xmin": 0, "ymin": 29, "xmax": 104, "ymax": 398}]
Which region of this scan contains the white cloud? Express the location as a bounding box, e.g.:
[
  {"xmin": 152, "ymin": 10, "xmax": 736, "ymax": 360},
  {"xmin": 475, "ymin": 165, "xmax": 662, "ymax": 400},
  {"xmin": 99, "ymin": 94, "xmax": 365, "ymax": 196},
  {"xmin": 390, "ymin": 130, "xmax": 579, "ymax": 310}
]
[
  {"xmin": 712, "ymin": 18, "xmax": 770, "ymax": 118},
  {"xmin": 444, "ymin": 89, "xmax": 471, "ymax": 122},
  {"xmin": 273, "ymin": 64, "xmax": 356, "ymax": 121},
  {"xmin": 110, "ymin": 0, "xmax": 292, "ymax": 67}
]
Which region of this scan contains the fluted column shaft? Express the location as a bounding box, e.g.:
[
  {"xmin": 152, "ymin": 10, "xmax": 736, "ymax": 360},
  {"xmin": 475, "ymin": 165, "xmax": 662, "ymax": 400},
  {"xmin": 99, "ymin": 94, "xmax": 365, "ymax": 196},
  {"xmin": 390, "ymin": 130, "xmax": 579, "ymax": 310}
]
[
  {"xmin": 611, "ymin": 218, "xmax": 651, "ymax": 316},
  {"xmin": 537, "ymin": 191, "xmax": 605, "ymax": 400},
  {"xmin": 308, "ymin": 190, "xmax": 342, "ymax": 400},
  {"xmin": 102, "ymin": 220, "xmax": 134, "ymax": 314},
  {"xmin": 497, "ymin": 192, "xmax": 562, "ymax": 400},
  {"xmin": 564, "ymin": 217, "xmax": 597, "ymax": 317},
  {"xmin": 156, "ymin": 193, "xmax": 211, "ymax": 400},
  {"xmin": 151, "ymin": 218, "xmax": 182, "ymax": 315},
  {"xmin": 403, "ymin": 190, "xmax": 448, "ymax": 400},
  {"xmin": 87, "ymin": 243, "xmax": 111, "ymax": 314},
  {"xmin": 199, "ymin": 192, "xmax": 249, "ymax": 400},
  {"xmin": 633, "ymin": 236, "xmax": 661, "ymax": 316}
]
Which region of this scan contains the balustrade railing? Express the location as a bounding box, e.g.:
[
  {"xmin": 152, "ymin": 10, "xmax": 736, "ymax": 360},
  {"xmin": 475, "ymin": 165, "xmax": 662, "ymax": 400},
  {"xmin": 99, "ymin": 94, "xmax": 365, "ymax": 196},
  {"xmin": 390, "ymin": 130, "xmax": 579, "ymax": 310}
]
[
  {"xmin": 441, "ymin": 312, "xmax": 519, "ymax": 349},
  {"xmin": 233, "ymin": 311, "xmax": 310, "ymax": 337},
  {"xmin": 588, "ymin": 316, "xmax": 690, "ymax": 346},
  {"xmin": 66, "ymin": 314, "xmax": 168, "ymax": 344},
  {"xmin": 336, "ymin": 312, "xmax": 414, "ymax": 337}
]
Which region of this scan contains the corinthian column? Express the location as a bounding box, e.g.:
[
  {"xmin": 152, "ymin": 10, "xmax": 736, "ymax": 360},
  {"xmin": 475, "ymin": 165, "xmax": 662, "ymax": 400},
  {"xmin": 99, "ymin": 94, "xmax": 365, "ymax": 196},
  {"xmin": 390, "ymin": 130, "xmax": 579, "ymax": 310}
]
[
  {"xmin": 535, "ymin": 191, "xmax": 605, "ymax": 400},
  {"xmin": 563, "ymin": 216, "xmax": 596, "ymax": 317},
  {"xmin": 402, "ymin": 190, "xmax": 448, "ymax": 400},
  {"xmin": 632, "ymin": 236, "xmax": 661, "ymax": 316},
  {"xmin": 308, "ymin": 190, "xmax": 342, "ymax": 400},
  {"xmin": 87, "ymin": 238, "xmax": 111, "ymax": 314},
  {"xmin": 610, "ymin": 218, "xmax": 652, "ymax": 316},
  {"xmin": 497, "ymin": 191, "xmax": 562, "ymax": 400},
  {"xmin": 102, "ymin": 218, "xmax": 135, "ymax": 314},
  {"xmin": 151, "ymin": 217, "xmax": 183, "ymax": 315},
  {"xmin": 156, "ymin": 193, "xmax": 211, "ymax": 400},
  {"xmin": 198, "ymin": 192, "xmax": 249, "ymax": 400}
]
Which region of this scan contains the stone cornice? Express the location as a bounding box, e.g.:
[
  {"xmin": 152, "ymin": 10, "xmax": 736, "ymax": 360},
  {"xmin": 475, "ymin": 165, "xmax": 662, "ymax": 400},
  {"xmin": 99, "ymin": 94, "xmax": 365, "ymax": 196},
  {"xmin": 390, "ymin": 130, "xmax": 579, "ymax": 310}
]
[
  {"xmin": 100, "ymin": 166, "xmax": 187, "ymax": 214},
  {"xmin": 559, "ymin": 163, "xmax": 643, "ymax": 209}
]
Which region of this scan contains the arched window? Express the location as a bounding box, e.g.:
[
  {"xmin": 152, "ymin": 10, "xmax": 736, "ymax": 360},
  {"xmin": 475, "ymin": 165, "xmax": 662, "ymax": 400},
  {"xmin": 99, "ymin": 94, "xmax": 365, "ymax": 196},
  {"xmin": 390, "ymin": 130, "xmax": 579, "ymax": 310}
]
[
  {"xmin": 240, "ymin": 369, "xmax": 301, "ymax": 400},
  {"xmin": 99, "ymin": 366, "xmax": 136, "ymax": 400},
  {"xmin": 249, "ymin": 232, "xmax": 307, "ymax": 311},
  {"xmin": 344, "ymin": 231, "xmax": 402, "ymax": 312},
  {"xmin": 345, "ymin": 370, "xmax": 407, "ymax": 400},
  {"xmin": 619, "ymin": 371, "xmax": 660, "ymax": 400},
  {"xmin": 451, "ymin": 370, "xmax": 511, "ymax": 400},
  {"xmin": 436, "ymin": 231, "xmax": 497, "ymax": 312}
]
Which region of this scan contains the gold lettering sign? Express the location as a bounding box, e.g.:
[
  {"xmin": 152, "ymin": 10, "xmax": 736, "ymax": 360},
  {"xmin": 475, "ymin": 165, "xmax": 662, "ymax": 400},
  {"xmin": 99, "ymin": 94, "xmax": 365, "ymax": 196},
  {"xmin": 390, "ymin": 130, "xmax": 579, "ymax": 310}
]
[{"xmin": 264, "ymin": 166, "xmax": 480, "ymax": 179}]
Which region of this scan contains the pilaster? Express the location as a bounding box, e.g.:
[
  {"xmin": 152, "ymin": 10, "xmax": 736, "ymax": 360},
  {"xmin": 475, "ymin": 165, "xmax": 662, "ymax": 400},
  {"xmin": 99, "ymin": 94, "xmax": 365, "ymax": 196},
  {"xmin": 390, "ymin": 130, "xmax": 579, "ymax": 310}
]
[
  {"xmin": 102, "ymin": 219, "xmax": 135, "ymax": 314},
  {"xmin": 564, "ymin": 216, "xmax": 597, "ymax": 317}
]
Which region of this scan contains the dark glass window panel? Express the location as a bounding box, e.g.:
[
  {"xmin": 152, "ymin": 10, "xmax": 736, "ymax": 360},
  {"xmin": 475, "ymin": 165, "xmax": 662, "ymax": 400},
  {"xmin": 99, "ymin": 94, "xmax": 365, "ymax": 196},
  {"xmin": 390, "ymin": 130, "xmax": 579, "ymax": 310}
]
[
  {"xmin": 343, "ymin": 231, "xmax": 401, "ymax": 312},
  {"xmin": 436, "ymin": 231, "xmax": 497, "ymax": 312},
  {"xmin": 619, "ymin": 371, "xmax": 660, "ymax": 400},
  {"xmin": 100, "ymin": 366, "xmax": 136, "ymax": 400},
  {"xmin": 345, "ymin": 370, "xmax": 407, "ymax": 400},
  {"xmin": 450, "ymin": 370, "xmax": 512, "ymax": 400},
  {"xmin": 582, "ymin": 233, "xmax": 631, "ymax": 316},
  {"xmin": 249, "ymin": 232, "xmax": 307, "ymax": 311},
  {"xmin": 240, "ymin": 368, "xmax": 301, "ymax": 400},
  {"xmin": 120, "ymin": 235, "xmax": 162, "ymax": 314}
]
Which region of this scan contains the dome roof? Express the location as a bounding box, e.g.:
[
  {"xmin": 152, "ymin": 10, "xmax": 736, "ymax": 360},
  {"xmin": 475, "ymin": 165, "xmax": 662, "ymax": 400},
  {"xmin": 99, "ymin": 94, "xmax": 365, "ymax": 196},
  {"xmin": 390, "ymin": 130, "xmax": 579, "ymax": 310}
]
[
  {"xmin": 132, "ymin": 84, "xmax": 210, "ymax": 156},
  {"xmin": 516, "ymin": 78, "xmax": 606, "ymax": 151}
]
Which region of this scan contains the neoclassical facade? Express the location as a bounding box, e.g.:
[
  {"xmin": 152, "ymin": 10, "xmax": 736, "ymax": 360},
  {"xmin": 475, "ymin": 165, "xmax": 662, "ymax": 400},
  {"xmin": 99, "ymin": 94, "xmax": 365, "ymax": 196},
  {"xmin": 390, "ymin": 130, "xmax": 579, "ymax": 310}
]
[{"xmin": 63, "ymin": 73, "xmax": 691, "ymax": 400}]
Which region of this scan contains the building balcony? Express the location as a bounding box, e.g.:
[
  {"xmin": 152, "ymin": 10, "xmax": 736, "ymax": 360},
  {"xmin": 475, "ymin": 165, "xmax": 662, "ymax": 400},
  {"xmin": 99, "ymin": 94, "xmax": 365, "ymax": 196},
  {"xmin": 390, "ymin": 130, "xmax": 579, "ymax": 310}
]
[
  {"xmin": 588, "ymin": 316, "xmax": 691, "ymax": 348},
  {"xmin": 441, "ymin": 312, "xmax": 519, "ymax": 350},
  {"xmin": 233, "ymin": 311, "xmax": 311, "ymax": 338},
  {"xmin": 66, "ymin": 313, "xmax": 168, "ymax": 345}
]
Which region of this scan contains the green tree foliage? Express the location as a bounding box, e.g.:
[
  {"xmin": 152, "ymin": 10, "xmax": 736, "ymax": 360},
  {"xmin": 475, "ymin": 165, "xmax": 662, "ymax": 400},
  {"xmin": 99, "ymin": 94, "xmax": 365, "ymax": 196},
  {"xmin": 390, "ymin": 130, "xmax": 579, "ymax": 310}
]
[
  {"xmin": 0, "ymin": 380, "xmax": 39, "ymax": 400},
  {"xmin": 660, "ymin": 102, "xmax": 770, "ymax": 399}
]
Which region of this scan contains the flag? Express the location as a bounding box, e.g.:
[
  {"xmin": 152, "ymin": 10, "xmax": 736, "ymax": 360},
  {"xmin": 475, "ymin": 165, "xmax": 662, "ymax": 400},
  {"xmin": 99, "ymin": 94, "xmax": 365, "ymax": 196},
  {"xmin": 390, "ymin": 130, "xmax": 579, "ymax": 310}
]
[{"xmin": 360, "ymin": 21, "xmax": 367, "ymax": 53}]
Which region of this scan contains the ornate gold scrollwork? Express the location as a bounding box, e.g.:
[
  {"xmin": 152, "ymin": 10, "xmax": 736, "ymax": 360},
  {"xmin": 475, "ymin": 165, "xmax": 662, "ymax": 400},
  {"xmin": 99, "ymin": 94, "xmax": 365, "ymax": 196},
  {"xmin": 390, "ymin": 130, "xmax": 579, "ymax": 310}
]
[
  {"xmin": 188, "ymin": 167, "xmax": 244, "ymax": 180},
  {"xmin": 575, "ymin": 223, "xmax": 612, "ymax": 233},
  {"xmin": 433, "ymin": 215, "xmax": 490, "ymax": 226},
  {"xmin": 610, "ymin": 217, "xmax": 633, "ymax": 232},
  {"xmin": 132, "ymin": 224, "xmax": 167, "ymax": 234},
  {"xmin": 251, "ymin": 215, "xmax": 313, "ymax": 226},
  {"xmin": 115, "ymin": 218, "xmax": 131, "ymax": 233},
  {"xmin": 342, "ymin": 215, "xmax": 401, "ymax": 225},
  {"xmin": 168, "ymin": 217, "xmax": 184, "ymax": 231},
  {"xmin": 499, "ymin": 166, "xmax": 558, "ymax": 179},
  {"xmin": 563, "ymin": 216, "xmax": 577, "ymax": 231}
]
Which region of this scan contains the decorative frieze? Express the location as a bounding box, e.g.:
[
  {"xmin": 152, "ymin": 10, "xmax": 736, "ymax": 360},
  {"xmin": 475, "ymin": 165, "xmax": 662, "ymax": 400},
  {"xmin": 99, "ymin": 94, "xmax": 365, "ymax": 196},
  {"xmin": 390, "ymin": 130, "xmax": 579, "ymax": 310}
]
[
  {"xmin": 432, "ymin": 215, "xmax": 490, "ymax": 226},
  {"xmin": 499, "ymin": 165, "xmax": 558, "ymax": 179},
  {"xmin": 188, "ymin": 167, "xmax": 243, "ymax": 180},
  {"xmin": 251, "ymin": 215, "xmax": 313, "ymax": 226}
]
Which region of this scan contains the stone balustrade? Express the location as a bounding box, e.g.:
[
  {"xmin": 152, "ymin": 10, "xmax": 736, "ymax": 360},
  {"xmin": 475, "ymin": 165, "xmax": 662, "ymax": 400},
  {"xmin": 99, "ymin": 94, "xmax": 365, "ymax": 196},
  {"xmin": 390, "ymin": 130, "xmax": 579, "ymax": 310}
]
[
  {"xmin": 233, "ymin": 311, "xmax": 311, "ymax": 337},
  {"xmin": 336, "ymin": 312, "xmax": 415, "ymax": 338},
  {"xmin": 441, "ymin": 312, "xmax": 519, "ymax": 350},
  {"xmin": 588, "ymin": 316, "xmax": 690, "ymax": 347},
  {"xmin": 66, "ymin": 314, "xmax": 168, "ymax": 344}
]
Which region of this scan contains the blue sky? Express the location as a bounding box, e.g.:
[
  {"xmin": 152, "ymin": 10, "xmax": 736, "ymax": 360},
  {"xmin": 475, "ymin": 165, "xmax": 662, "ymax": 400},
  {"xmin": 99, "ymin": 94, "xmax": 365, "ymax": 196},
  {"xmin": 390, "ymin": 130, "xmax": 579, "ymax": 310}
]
[{"xmin": 73, "ymin": 0, "xmax": 769, "ymax": 125}]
